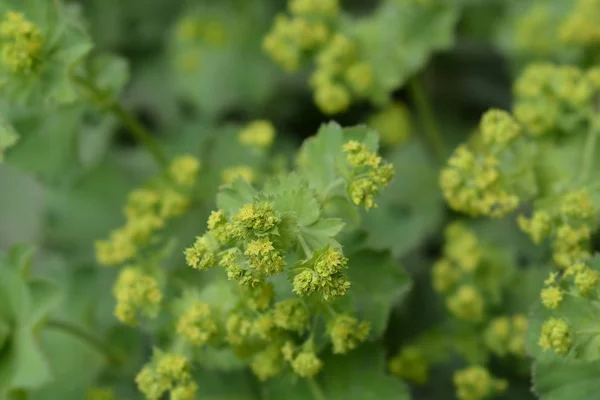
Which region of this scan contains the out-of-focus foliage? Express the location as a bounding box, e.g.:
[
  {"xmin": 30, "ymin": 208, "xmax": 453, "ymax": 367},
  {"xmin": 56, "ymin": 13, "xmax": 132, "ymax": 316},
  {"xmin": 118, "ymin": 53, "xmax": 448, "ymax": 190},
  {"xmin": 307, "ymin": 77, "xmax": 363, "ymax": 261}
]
[{"xmin": 1, "ymin": 0, "xmax": 600, "ymax": 399}]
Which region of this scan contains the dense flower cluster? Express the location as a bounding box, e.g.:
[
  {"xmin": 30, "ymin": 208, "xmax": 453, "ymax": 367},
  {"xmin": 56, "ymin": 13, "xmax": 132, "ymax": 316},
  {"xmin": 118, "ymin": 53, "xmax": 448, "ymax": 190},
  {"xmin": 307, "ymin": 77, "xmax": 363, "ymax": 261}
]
[
  {"xmin": 112, "ymin": 267, "xmax": 163, "ymax": 326},
  {"xmin": 343, "ymin": 140, "xmax": 395, "ymax": 210},
  {"xmin": 388, "ymin": 345, "xmax": 429, "ymax": 385},
  {"xmin": 135, "ymin": 351, "xmax": 197, "ymax": 400},
  {"xmin": 483, "ymin": 314, "xmax": 528, "ymax": 358},
  {"xmin": 263, "ymin": 0, "xmax": 378, "ymax": 114},
  {"xmin": 0, "ymin": 11, "xmax": 43, "ymax": 73},
  {"xmin": 440, "ymin": 110, "xmax": 521, "ymax": 218},
  {"xmin": 453, "ymin": 366, "xmax": 507, "ymax": 400},
  {"xmin": 432, "ymin": 222, "xmax": 510, "ymax": 322}
]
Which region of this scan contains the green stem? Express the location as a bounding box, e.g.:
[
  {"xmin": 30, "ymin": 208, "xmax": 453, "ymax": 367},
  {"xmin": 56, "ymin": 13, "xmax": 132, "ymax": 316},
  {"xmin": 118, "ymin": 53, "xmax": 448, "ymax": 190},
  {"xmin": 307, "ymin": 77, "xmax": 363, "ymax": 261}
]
[
  {"xmin": 297, "ymin": 233, "xmax": 313, "ymax": 259},
  {"xmin": 71, "ymin": 74, "xmax": 169, "ymax": 168},
  {"xmin": 582, "ymin": 116, "xmax": 600, "ymax": 182},
  {"xmin": 45, "ymin": 320, "xmax": 122, "ymax": 365},
  {"xmin": 408, "ymin": 77, "xmax": 446, "ymax": 163},
  {"xmin": 308, "ymin": 378, "xmax": 326, "ymax": 400},
  {"xmin": 576, "ymin": 329, "xmax": 600, "ymax": 335}
]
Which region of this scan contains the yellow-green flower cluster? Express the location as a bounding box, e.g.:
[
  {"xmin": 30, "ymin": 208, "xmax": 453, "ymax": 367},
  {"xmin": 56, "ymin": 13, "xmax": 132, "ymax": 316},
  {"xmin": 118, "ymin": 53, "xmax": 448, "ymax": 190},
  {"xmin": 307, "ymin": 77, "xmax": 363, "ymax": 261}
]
[
  {"xmin": 262, "ymin": 0, "xmax": 337, "ymax": 72},
  {"xmin": 440, "ymin": 110, "xmax": 521, "ymax": 218},
  {"xmin": 96, "ymin": 155, "xmax": 200, "ymax": 266},
  {"xmin": 135, "ymin": 351, "xmax": 197, "ymax": 400},
  {"xmin": 273, "ymin": 299, "xmax": 309, "ymax": 332},
  {"xmin": 326, "ymin": 313, "xmax": 370, "ymax": 354},
  {"xmin": 291, "ymin": 350, "xmax": 323, "ymax": 378},
  {"xmin": 513, "ymin": 64, "xmax": 595, "ymax": 136},
  {"xmin": 292, "ymin": 245, "xmax": 351, "ymax": 301},
  {"xmin": 559, "ymin": 0, "xmax": 600, "ymax": 47},
  {"xmin": 343, "ymin": 140, "xmax": 395, "ymax": 210},
  {"xmin": 483, "ymin": 314, "xmax": 528, "ymax": 358},
  {"xmin": 310, "ymin": 34, "xmax": 373, "ymax": 115},
  {"xmin": 518, "ymin": 189, "xmax": 596, "ymax": 268},
  {"xmin": 113, "ymin": 267, "xmax": 163, "ymax": 326},
  {"xmin": 238, "ymin": 120, "xmax": 276, "ymax": 149},
  {"xmin": 432, "ymin": 223, "xmax": 494, "ymax": 322},
  {"xmin": 368, "ymin": 102, "xmax": 412, "ymax": 147},
  {"xmin": 388, "ymin": 345, "xmax": 429, "ymax": 385},
  {"xmin": 540, "ymin": 261, "xmax": 599, "ymax": 312},
  {"xmin": 538, "ymin": 318, "xmax": 573, "ymax": 356},
  {"xmin": 0, "ymin": 11, "xmax": 43, "ymax": 73},
  {"xmin": 447, "ymin": 285, "xmax": 485, "ymax": 323},
  {"xmin": 453, "ymin": 366, "xmax": 507, "ymax": 400},
  {"xmin": 176, "ymin": 301, "xmax": 218, "ymax": 346}
]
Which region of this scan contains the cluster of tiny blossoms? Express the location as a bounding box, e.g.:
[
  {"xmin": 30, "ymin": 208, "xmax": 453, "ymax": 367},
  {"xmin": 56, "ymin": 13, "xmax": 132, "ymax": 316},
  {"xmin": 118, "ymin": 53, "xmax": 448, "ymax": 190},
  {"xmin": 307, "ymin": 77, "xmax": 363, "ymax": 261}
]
[
  {"xmin": 388, "ymin": 345, "xmax": 429, "ymax": 385},
  {"xmin": 537, "ymin": 259, "xmax": 600, "ymax": 357},
  {"xmin": 95, "ymin": 155, "xmax": 200, "ymax": 266},
  {"xmin": 178, "ymin": 137, "xmax": 392, "ymax": 381},
  {"xmin": 513, "ymin": 63, "xmax": 600, "ymax": 136},
  {"xmin": 0, "ymin": 11, "xmax": 44, "ymax": 73},
  {"xmin": 518, "ymin": 189, "xmax": 596, "ymax": 268},
  {"xmin": 262, "ymin": 0, "xmax": 338, "ymax": 72},
  {"xmin": 95, "ymin": 155, "xmax": 200, "ymax": 325},
  {"xmin": 135, "ymin": 351, "xmax": 197, "ymax": 400},
  {"xmin": 263, "ymin": 0, "xmax": 375, "ymax": 114},
  {"xmin": 483, "ymin": 314, "xmax": 528, "ymax": 358},
  {"xmin": 453, "ymin": 366, "xmax": 507, "ymax": 400},
  {"xmin": 440, "ymin": 110, "xmax": 521, "ymax": 218},
  {"xmin": 343, "ymin": 140, "xmax": 395, "ymax": 210},
  {"xmin": 432, "ymin": 222, "xmax": 487, "ymax": 322}
]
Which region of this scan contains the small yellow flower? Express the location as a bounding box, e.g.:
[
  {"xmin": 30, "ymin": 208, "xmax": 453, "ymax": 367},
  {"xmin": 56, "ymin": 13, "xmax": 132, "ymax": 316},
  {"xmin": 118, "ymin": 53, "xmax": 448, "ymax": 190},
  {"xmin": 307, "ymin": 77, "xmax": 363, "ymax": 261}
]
[
  {"xmin": 453, "ymin": 366, "xmax": 507, "ymax": 400},
  {"xmin": 389, "ymin": 346, "xmax": 429, "ymax": 385},
  {"xmin": 540, "ymin": 286, "xmax": 563, "ymax": 309},
  {"xmin": 539, "ymin": 318, "xmax": 573, "ymax": 356}
]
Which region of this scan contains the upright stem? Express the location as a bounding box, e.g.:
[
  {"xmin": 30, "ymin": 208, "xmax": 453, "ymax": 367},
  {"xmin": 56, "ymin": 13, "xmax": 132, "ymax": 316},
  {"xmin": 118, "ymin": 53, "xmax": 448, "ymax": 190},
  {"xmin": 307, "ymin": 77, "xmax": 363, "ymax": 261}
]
[
  {"xmin": 297, "ymin": 233, "xmax": 313, "ymax": 259},
  {"xmin": 71, "ymin": 74, "xmax": 169, "ymax": 168},
  {"xmin": 408, "ymin": 77, "xmax": 446, "ymax": 163},
  {"xmin": 308, "ymin": 378, "xmax": 327, "ymax": 400},
  {"xmin": 45, "ymin": 320, "xmax": 122, "ymax": 365},
  {"xmin": 582, "ymin": 116, "xmax": 600, "ymax": 182}
]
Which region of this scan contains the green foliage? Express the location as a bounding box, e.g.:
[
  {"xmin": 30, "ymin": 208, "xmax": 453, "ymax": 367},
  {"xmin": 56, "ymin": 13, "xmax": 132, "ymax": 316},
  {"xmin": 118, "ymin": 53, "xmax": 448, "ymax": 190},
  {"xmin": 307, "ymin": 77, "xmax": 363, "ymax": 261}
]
[{"xmin": 0, "ymin": 0, "xmax": 599, "ymax": 398}]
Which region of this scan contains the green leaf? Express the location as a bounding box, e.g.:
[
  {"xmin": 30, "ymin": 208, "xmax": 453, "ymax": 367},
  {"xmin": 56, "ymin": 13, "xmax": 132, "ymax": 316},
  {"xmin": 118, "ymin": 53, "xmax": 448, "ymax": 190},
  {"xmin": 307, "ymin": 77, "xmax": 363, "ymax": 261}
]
[
  {"xmin": 361, "ymin": 141, "xmax": 443, "ymax": 257},
  {"xmin": 216, "ymin": 178, "xmax": 258, "ymax": 215},
  {"xmin": 301, "ymin": 218, "xmax": 345, "ymax": 251},
  {"xmin": 353, "ymin": 0, "xmax": 459, "ymax": 103},
  {"xmin": 266, "ymin": 343, "xmax": 410, "ymax": 400},
  {"xmin": 297, "ymin": 122, "xmax": 378, "ymax": 196},
  {"xmin": 0, "ymin": 117, "xmax": 18, "ymax": 162},
  {"xmin": 533, "ymin": 359, "xmax": 600, "ymax": 400},
  {"xmin": 344, "ymin": 250, "xmax": 411, "ymax": 337},
  {"xmin": 168, "ymin": 1, "xmax": 280, "ymax": 118},
  {"xmin": 0, "ymin": 0, "xmax": 93, "ymax": 107}
]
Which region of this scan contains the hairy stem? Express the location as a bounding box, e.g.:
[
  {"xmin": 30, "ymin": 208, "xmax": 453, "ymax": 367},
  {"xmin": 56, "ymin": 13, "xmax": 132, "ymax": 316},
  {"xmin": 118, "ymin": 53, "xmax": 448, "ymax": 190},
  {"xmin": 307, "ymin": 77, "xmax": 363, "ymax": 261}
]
[
  {"xmin": 71, "ymin": 74, "xmax": 169, "ymax": 168},
  {"xmin": 409, "ymin": 77, "xmax": 446, "ymax": 164},
  {"xmin": 308, "ymin": 378, "xmax": 327, "ymax": 400},
  {"xmin": 45, "ymin": 320, "xmax": 122, "ymax": 364}
]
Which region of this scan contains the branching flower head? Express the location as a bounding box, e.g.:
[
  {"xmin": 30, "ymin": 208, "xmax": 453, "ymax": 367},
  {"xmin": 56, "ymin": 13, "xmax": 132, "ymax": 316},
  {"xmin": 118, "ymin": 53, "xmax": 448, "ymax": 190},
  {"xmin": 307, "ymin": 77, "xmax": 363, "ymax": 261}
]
[
  {"xmin": 135, "ymin": 351, "xmax": 196, "ymax": 400},
  {"xmin": 388, "ymin": 345, "xmax": 429, "ymax": 385},
  {"xmin": 291, "ymin": 350, "xmax": 323, "ymax": 378},
  {"xmin": 176, "ymin": 301, "xmax": 218, "ymax": 346},
  {"xmin": 0, "ymin": 11, "xmax": 44, "ymax": 73},
  {"xmin": 113, "ymin": 267, "xmax": 162, "ymax": 326},
  {"xmin": 539, "ymin": 318, "xmax": 573, "ymax": 356},
  {"xmin": 273, "ymin": 299, "xmax": 309, "ymax": 331},
  {"xmin": 453, "ymin": 366, "xmax": 507, "ymax": 400},
  {"xmin": 327, "ymin": 313, "xmax": 370, "ymax": 354}
]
